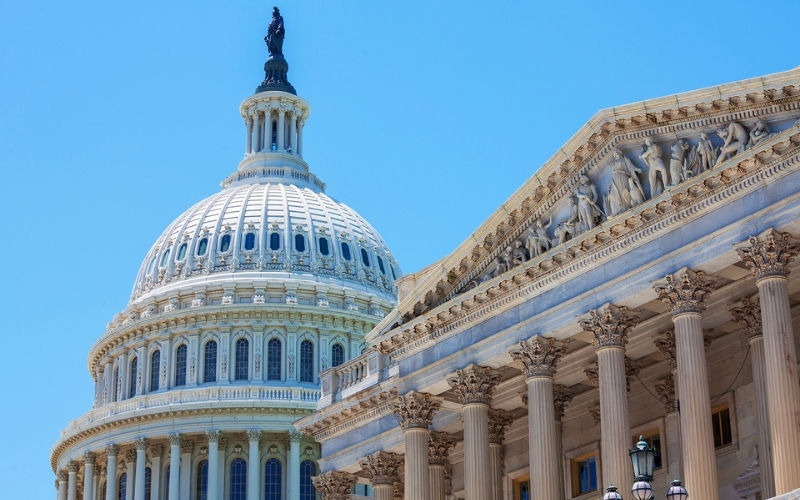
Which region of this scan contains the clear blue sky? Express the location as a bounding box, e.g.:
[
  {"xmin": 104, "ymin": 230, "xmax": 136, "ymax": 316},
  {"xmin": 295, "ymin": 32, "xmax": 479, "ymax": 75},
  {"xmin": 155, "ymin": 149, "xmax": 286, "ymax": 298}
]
[{"xmin": 1, "ymin": 0, "xmax": 797, "ymax": 496}]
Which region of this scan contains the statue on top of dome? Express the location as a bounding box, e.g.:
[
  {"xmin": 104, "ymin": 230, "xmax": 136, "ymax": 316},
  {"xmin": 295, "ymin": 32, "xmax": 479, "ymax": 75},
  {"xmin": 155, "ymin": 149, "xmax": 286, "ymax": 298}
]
[{"xmin": 265, "ymin": 7, "xmax": 286, "ymax": 57}]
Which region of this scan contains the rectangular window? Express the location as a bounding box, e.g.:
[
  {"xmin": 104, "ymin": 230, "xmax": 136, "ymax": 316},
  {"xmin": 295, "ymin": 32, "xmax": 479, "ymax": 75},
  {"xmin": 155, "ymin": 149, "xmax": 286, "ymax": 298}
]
[
  {"xmin": 513, "ymin": 476, "xmax": 530, "ymax": 500},
  {"xmin": 572, "ymin": 452, "xmax": 598, "ymax": 495},
  {"xmin": 712, "ymin": 404, "xmax": 733, "ymax": 449},
  {"xmin": 633, "ymin": 430, "xmax": 663, "ymax": 470}
]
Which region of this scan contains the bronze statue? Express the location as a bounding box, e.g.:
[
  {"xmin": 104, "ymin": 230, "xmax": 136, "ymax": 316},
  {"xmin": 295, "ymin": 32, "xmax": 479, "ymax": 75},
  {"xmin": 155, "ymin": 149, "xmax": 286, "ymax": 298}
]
[{"xmin": 265, "ymin": 7, "xmax": 285, "ymax": 57}]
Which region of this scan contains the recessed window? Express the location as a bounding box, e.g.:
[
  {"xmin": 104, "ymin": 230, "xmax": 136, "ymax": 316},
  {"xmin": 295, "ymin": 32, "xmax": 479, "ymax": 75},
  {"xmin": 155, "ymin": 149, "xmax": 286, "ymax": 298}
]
[
  {"xmin": 118, "ymin": 472, "xmax": 127, "ymax": 500},
  {"xmin": 147, "ymin": 258, "xmax": 156, "ymax": 275},
  {"xmin": 331, "ymin": 343, "xmax": 344, "ymax": 368},
  {"xmin": 129, "ymin": 356, "xmax": 138, "ymax": 399},
  {"xmin": 377, "ymin": 255, "xmax": 386, "ymax": 274},
  {"xmin": 244, "ymin": 233, "xmax": 256, "ymax": 251},
  {"xmin": 300, "ymin": 340, "xmax": 314, "ymax": 383},
  {"xmin": 177, "ymin": 243, "xmax": 187, "ymax": 261},
  {"xmin": 712, "ymin": 404, "xmax": 733, "ymax": 449},
  {"xmin": 196, "ymin": 460, "xmax": 208, "ymax": 500},
  {"xmin": 175, "ymin": 344, "xmax": 187, "ymax": 387},
  {"xmin": 150, "ymin": 350, "xmax": 160, "ymax": 392},
  {"xmin": 197, "ymin": 237, "xmax": 208, "ymax": 256},
  {"xmin": 341, "ymin": 242, "xmax": 352, "ymax": 261},
  {"xmin": 270, "ymin": 233, "xmax": 281, "ymax": 251},
  {"xmin": 300, "ymin": 460, "xmax": 316, "ymax": 500},
  {"xmin": 160, "ymin": 249, "xmax": 170, "ymax": 267},
  {"xmin": 264, "ymin": 458, "xmax": 282, "ymax": 500},
  {"xmin": 295, "ymin": 234, "xmax": 306, "ymax": 252},
  {"xmin": 267, "ymin": 338, "xmax": 282, "ymax": 381},
  {"xmin": 235, "ymin": 338, "xmax": 249, "ymax": 381},
  {"xmin": 361, "ymin": 248, "xmax": 370, "ymax": 267},
  {"xmin": 513, "ymin": 476, "xmax": 530, "ymax": 500},
  {"xmin": 204, "ymin": 341, "xmax": 217, "ymax": 383},
  {"xmin": 319, "ymin": 237, "xmax": 330, "ymax": 256},
  {"xmin": 634, "ymin": 431, "xmax": 663, "ymax": 470},
  {"xmin": 571, "ymin": 452, "xmax": 598, "ymax": 495},
  {"xmin": 144, "ymin": 468, "xmax": 151, "ymax": 500},
  {"xmin": 219, "ymin": 234, "xmax": 231, "ymax": 253},
  {"xmin": 230, "ymin": 458, "xmax": 247, "ymax": 500}
]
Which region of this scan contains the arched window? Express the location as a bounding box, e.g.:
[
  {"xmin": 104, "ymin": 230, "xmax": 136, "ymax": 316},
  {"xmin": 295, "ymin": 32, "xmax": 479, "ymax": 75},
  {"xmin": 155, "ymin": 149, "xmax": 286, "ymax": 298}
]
[
  {"xmin": 235, "ymin": 338, "xmax": 249, "ymax": 381},
  {"xmin": 204, "ymin": 341, "xmax": 217, "ymax": 383},
  {"xmin": 129, "ymin": 357, "xmax": 138, "ymax": 399},
  {"xmin": 118, "ymin": 472, "xmax": 127, "ymax": 500},
  {"xmin": 331, "ymin": 344, "xmax": 345, "ymax": 368},
  {"xmin": 269, "ymin": 233, "xmax": 281, "ymax": 251},
  {"xmin": 360, "ymin": 248, "xmax": 370, "ymax": 267},
  {"xmin": 318, "ymin": 237, "xmax": 330, "ymax": 256},
  {"xmin": 175, "ymin": 344, "xmax": 187, "ymax": 387},
  {"xmin": 244, "ymin": 233, "xmax": 256, "ymax": 251},
  {"xmin": 267, "ymin": 338, "xmax": 282, "ymax": 381},
  {"xmin": 340, "ymin": 242, "xmax": 352, "ymax": 261},
  {"xmin": 295, "ymin": 234, "xmax": 306, "ymax": 252},
  {"xmin": 144, "ymin": 467, "xmax": 152, "ymax": 500},
  {"xmin": 177, "ymin": 243, "xmax": 187, "ymax": 261},
  {"xmin": 230, "ymin": 458, "xmax": 247, "ymax": 500},
  {"xmin": 160, "ymin": 249, "xmax": 171, "ymax": 267},
  {"xmin": 300, "ymin": 340, "xmax": 314, "ymax": 383},
  {"xmin": 150, "ymin": 350, "xmax": 160, "ymax": 392},
  {"xmin": 300, "ymin": 460, "xmax": 316, "ymax": 500},
  {"xmin": 196, "ymin": 460, "xmax": 208, "ymax": 500},
  {"xmin": 264, "ymin": 458, "xmax": 282, "ymax": 500},
  {"xmin": 219, "ymin": 234, "xmax": 231, "ymax": 253},
  {"xmin": 197, "ymin": 237, "xmax": 208, "ymax": 256},
  {"xmin": 377, "ymin": 255, "xmax": 386, "ymax": 274}
]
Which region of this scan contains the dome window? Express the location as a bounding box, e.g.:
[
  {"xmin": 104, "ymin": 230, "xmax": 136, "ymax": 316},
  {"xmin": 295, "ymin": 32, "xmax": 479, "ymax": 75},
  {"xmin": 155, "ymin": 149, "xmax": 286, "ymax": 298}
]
[
  {"xmin": 175, "ymin": 344, "xmax": 187, "ymax": 387},
  {"xmin": 267, "ymin": 338, "xmax": 282, "ymax": 381},
  {"xmin": 331, "ymin": 343, "xmax": 345, "ymax": 368},
  {"xmin": 160, "ymin": 249, "xmax": 170, "ymax": 267},
  {"xmin": 204, "ymin": 341, "xmax": 217, "ymax": 383},
  {"xmin": 177, "ymin": 243, "xmax": 188, "ymax": 261},
  {"xmin": 295, "ymin": 234, "xmax": 306, "ymax": 252},
  {"xmin": 390, "ymin": 265, "xmax": 397, "ymax": 281},
  {"xmin": 219, "ymin": 234, "xmax": 231, "ymax": 253},
  {"xmin": 300, "ymin": 340, "xmax": 314, "ymax": 383},
  {"xmin": 270, "ymin": 233, "xmax": 281, "ymax": 251},
  {"xmin": 197, "ymin": 237, "xmax": 208, "ymax": 256},
  {"xmin": 341, "ymin": 242, "xmax": 352, "ymax": 261},
  {"xmin": 147, "ymin": 257, "xmax": 156, "ymax": 275},
  {"xmin": 377, "ymin": 256, "xmax": 386, "ymax": 274},
  {"xmin": 128, "ymin": 356, "xmax": 138, "ymax": 399},
  {"xmin": 319, "ymin": 237, "xmax": 330, "ymax": 256},
  {"xmin": 244, "ymin": 233, "xmax": 256, "ymax": 251},
  {"xmin": 361, "ymin": 248, "xmax": 370, "ymax": 267},
  {"xmin": 149, "ymin": 351, "xmax": 160, "ymax": 392}
]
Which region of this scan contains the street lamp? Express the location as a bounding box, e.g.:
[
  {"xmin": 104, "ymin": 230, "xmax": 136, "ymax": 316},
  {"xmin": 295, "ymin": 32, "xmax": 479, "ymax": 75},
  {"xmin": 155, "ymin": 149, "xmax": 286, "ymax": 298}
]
[
  {"xmin": 666, "ymin": 478, "xmax": 689, "ymax": 500},
  {"xmin": 629, "ymin": 436, "xmax": 655, "ymax": 500},
  {"xmin": 602, "ymin": 485, "xmax": 623, "ymax": 500}
]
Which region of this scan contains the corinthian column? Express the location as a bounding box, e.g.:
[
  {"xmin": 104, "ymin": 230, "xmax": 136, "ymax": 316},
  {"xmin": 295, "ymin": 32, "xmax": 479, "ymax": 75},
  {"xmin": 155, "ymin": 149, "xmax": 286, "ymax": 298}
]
[
  {"xmin": 66, "ymin": 460, "xmax": 78, "ymax": 500},
  {"xmin": 311, "ymin": 471, "xmax": 358, "ymax": 500},
  {"xmin": 246, "ymin": 430, "xmax": 261, "ymax": 500},
  {"xmin": 447, "ymin": 365, "xmax": 502, "ymax": 500},
  {"xmin": 509, "ymin": 336, "xmax": 567, "ymax": 500},
  {"xmin": 654, "ymin": 268, "xmax": 719, "ymax": 500},
  {"xmin": 361, "ymin": 451, "xmax": 403, "ymax": 500},
  {"xmin": 428, "ymin": 432, "xmax": 456, "ymax": 500},
  {"xmin": 737, "ymin": 230, "xmax": 800, "ymax": 494},
  {"xmin": 553, "ymin": 385, "xmax": 574, "ymax": 499},
  {"xmin": 133, "ymin": 438, "xmax": 147, "ymax": 500},
  {"xmin": 167, "ymin": 434, "xmax": 181, "ymax": 500},
  {"xmin": 392, "ymin": 391, "xmax": 442, "ymax": 500},
  {"xmin": 105, "ymin": 445, "xmax": 119, "ymax": 500},
  {"xmin": 57, "ymin": 471, "xmax": 68, "ymax": 500},
  {"xmin": 488, "ymin": 410, "xmax": 514, "ymax": 500},
  {"xmin": 579, "ymin": 303, "xmax": 639, "ymax": 495},
  {"xmin": 83, "ymin": 452, "xmax": 96, "ymax": 500},
  {"xmin": 287, "ymin": 431, "xmax": 302, "ymax": 500},
  {"xmin": 206, "ymin": 431, "xmax": 220, "ymax": 500}
]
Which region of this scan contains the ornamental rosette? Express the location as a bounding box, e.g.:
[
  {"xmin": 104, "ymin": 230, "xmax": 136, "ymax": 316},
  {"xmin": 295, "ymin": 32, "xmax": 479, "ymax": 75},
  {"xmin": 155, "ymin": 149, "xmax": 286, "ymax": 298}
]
[
  {"xmin": 578, "ymin": 303, "xmax": 639, "ymax": 349},
  {"xmin": 508, "ymin": 335, "xmax": 568, "ymax": 379},
  {"xmin": 360, "ymin": 451, "xmax": 403, "ymax": 485},
  {"xmin": 553, "ymin": 385, "xmax": 574, "ymax": 421},
  {"xmin": 392, "ymin": 391, "xmax": 442, "ymax": 430},
  {"xmin": 488, "ymin": 409, "xmax": 515, "ymax": 444},
  {"xmin": 729, "ymin": 297, "xmax": 762, "ymax": 339},
  {"xmin": 736, "ymin": 230, "xmax": 800, "ymax": 281},
  {"xmin": 447, "ymin": 364, "xmax": 502, "ymax": 406},
  {"xmin": 653, "ymin": 268, "xmax": 717, "ymax": 316},
  {"xmin": 311, "ymin": 471, "xmax": 358, "ymax": 500},
  {"xmin": 428, "ymin": 432, "xmax": 456, "ymax": 465}
]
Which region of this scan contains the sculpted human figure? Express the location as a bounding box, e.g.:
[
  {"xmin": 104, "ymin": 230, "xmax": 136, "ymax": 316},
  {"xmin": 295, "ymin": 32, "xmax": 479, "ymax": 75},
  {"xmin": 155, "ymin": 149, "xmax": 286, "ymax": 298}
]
[
  {"xmin": 696, "ymin": 132, "xmax": 715, "ymax": 173},
  {"xmin": 554, "ymin": 221, "xmax": 571, "ymax": 245},
  {"xmin": 265, "ymin": 7, "xmax": 285, "ymax": 56},
  {"xmin": 748, "ymin": 119, "xmax": 773, "ymax": 148},
  {"xmin": 575, "ymin": 175, "xmax": 601, "ymax": 232},
  {"xmin": 512, "ymin": 240, "xmax": 528, "ymax": 266},
  {"xmin": 715, "ymin": 121, "xmax": 748, "ymax": 167},
  {"xmin": 533, "ymin": 216, "xmax": 552, "ymax": 256},
  {"xmin": 640, "ymin": 138, "xmax": 669, "ymax": 197},
  {"xmin": 669, "ymin": 139, "xmax": 691, "ymax": 185},
  {"xmin": 606, "ymin": 148, "xmax": 645, "ymax": 217},
  {"xmin": 501, "ymin": 246, "xmax": 514, "ymax": 271}
]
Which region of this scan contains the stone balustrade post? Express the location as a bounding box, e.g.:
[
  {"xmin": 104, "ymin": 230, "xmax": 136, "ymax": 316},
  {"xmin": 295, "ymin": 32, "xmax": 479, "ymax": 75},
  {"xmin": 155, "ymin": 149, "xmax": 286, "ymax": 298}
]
[
  {"xmin": 311, "ymin": 471, "xmax": 358, "ymax": 500},
  {"xmin": 428, "ymin": 432, "xmax": 456, "ymax": 500},
  {"xmin": 361, "ymin": 451, "xmax": 403, "ymax": 500},
  {"xmin": 392, "ymin": 390, "xmax": 442, "ymax": 500}
]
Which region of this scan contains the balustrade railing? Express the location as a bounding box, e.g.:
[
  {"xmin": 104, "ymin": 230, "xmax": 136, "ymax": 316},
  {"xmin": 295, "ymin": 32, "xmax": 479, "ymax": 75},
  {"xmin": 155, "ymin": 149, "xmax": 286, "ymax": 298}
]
[{"xmin": 318, "ymin": 348, "xmax": 388, "ymax": 408}]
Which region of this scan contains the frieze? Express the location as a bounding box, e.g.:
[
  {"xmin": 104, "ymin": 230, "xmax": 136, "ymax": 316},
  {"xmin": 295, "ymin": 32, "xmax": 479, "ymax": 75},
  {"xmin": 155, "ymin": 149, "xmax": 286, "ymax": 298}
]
[{"xmin": 303, "ymin": 390, "xmax": 398, "ymax": 441}]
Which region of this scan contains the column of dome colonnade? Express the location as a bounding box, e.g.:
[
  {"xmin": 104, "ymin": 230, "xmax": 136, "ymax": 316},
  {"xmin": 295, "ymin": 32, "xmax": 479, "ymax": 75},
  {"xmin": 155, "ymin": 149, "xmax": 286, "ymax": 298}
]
[
  {"xmin": 287, "ymin": 431, "xmax": 303, "ymax": 500},
  {"xmin": 553, "ymin": 385, "xmax": 574, "ymax": 499},
  {"xmin": 247, "ymin": 430, "xmax": 262, "ymax": 500},
  {"xmin": 488, "ymin": 410, "xmax": 514, "ymax": 500},
  {"xmin": 57, "ymin": 470, "xmax": 68, "ymax": 500},
  {"xmin": 360, "ymin": 451, "xmax": 403, "ymax": 500},
  {"xmin": 653, "ymin": 268, "xmax": 719, "ymax": 500},
  {"xmin": 311, "ymin": 470, "xmax": 358, "ymax": 500},
  {"xmin": 509, "ymin": 335, "xmax": 568, "ymax": 500},
  {"xmin": 66, "ymin": 460, "xmax": 78, "ymax": 500},
  {"xmin": 729, "ymin": 297, "xmax": 776, "ymax": 498},
  {"xmin": 428, "ymin": 432, "xmax": 456, "ymax": 500},
  {"xmin": 392, "ymin": 391, "xmax": 442, "ymax": 500},
  {"xmin": 736, "ymin": 230, "xmax": 800, "ymax": 495},
  {"xmin": 447, "ymin": 365, "xmax": 502, "ymax": 500},
  {"xmin": 105, "ymin": 444, "xmax": 119, "ymax": 500},
  {"xmin": 578, "ymin": 304, "xmax": 639, "ymax": 494},
  {"xmin": 82, "ymin": 452, "xmax": 95, "ymax": 500},
  {"xmin": 243, "ymin": 98, "xmax": 307, "ymax": 156}
]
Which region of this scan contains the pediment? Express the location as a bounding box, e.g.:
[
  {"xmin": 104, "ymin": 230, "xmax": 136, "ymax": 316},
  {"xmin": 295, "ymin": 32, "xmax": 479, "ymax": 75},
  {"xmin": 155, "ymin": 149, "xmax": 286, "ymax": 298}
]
[{"xmin": 369, "ymin": 68, "xmax": 800, "ymax": 344}]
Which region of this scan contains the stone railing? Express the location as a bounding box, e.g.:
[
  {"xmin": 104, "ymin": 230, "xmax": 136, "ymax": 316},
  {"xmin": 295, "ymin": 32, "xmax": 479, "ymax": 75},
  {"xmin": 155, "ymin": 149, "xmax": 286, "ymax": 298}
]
[
  {"xmin": 61, "ymin": 385, "xmax": 320, "ymax": 437},
  {"xmin": 318, "ymin": 348, "xmax": 388, "ymax": 408}
]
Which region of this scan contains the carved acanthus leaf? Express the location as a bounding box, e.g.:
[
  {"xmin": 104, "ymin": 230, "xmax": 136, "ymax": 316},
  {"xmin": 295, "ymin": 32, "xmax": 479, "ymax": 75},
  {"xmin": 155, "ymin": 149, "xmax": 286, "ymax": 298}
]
[
  {"xmin": 488, "ymin": 409, "xmax": 515, "ymax": 444},
  {"xmin": 736, "ymin": 230, "xmax": 800, "ymax": 280},
  {"xmin": 428, "ymin": 432, "xmax": 456, "ymax": 465},
  {"xmin": 392, "ymin": 391, "xmax": 442, "ymax": 430},
  {"xmin": 447, "ymin": 364, "xmax": 502, "ymax": 406},
  {"xmin": 508, "ymin": 335, "xmax": 568, "ymax": 378},
  {"xmin": 360, "ymin": 451, "xmax": 403, "ymax": 485},
  {"xmin": 579, "ymin": 303, "xmax": 640, "ymax": 349},
  {"xmin": 553, "ymin": 384, "xmax": 574, "ymax": 421},
  {"xmin": 729, "ymin": 297, "xmax": 762, "ymax": 339},
  {"xmin": 653, "ymin": 268, "xmax": 717, "ymax": 316},
  {"xmin": 311, "ymin": 471, "xmax": 358, "ymax": 500}
]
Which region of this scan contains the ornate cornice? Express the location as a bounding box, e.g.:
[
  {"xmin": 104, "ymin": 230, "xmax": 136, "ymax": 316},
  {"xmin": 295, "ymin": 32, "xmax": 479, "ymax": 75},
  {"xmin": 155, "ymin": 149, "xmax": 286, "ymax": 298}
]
[
  {"xmin": 578, "ymin": 303, "xmax": 639, "ymax": 350},
  {"xmin": 488, "ymin": 409, "xmax": 514, "ymax": 444},
  {"xmin": 392, "ymin": 391, "xmax": 442, "ymax": 430},
  {"xmin": 360, "ymin": 451, "xmax": 403, "ymax": 485},
  {"xmin": 508, "ymin": 335, "xmax": 568, "ymax": 379},
  {"xmin": 553, "ymin": 385, "xmax": 573, "ymax": 421},
  {"xmin": 428, "ymin": 432, "xmax": 456, "ymax": 465},
  {"xmin": 311, "ymin": 471, "xmax": 358, "ymax": 500},
  {"xmin": 447, "ymin": 365, "xmax": 502, "ymax": 406},
  {"xmin": 301, "ymin": 389, "xmax": 397, "ymax": 441},
  {"xmin": 654, "ymin": 268, "xmax": 717, "ymax": 316},
  {"xmin": 729, "ymin": 297, "xmax": 763, "ymax": 339},
  {"xmin": 736, "ymin": 229, "xmax": 800, "ymax": 281}
]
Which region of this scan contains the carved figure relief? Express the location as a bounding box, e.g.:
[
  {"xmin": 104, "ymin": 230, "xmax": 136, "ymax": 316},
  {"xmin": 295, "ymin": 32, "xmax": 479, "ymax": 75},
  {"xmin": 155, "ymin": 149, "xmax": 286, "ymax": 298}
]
[
  {"xmin": 715, "ymin": 121, "xmax": 749, "ymax": 167},
  {"xmin": 640, "ymin": 138, "xmax": 669, "ymax": 197},
  {"xmin": 575, "ymin": 175, "xmax": 603, "ymax": 231},
  {"xmin": 605, "ymin": 148, "xmax": 645, "ymax": 217},
  {"xmin": 525, "ymin": 216, "xmax": 552, "ymax": 258},
  {"xmin": 669, "ymin": 139, "xmax": 691, "ymax": 186},
  {"xmin": 748, "ymin": 119, "xmax": 774, "ymax": 148}
]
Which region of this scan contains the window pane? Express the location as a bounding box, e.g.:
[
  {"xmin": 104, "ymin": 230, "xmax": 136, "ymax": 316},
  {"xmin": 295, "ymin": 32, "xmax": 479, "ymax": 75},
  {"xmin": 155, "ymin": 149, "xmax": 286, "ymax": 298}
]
[
  {"xmin": 331, "ymin": 344, "xmax": 344, "ymax": 368},
  {"xmin": 177, "ymin": 243, "xmax": 187, "ymax": 261},
  {"xmin": 360, "ymin": 248, "xmax": 370, "ymax": 267},
  {"xmin": 129, "ymin": 357, "xmax": 138, "ymax": 399},
  {"xmin": 576, "ymin": 456, "xmax": 597, "ymax": 494},
  {"xmin": 295, "ymin": 234, "xmax": 306, "ymax": 252},
  {"xmin": 197, "ymin": 238, "xmax": 208, "ymax": 256},
  {"xmin": 204, "ymin": 341, "xmax": 217, "ymax": 383},
  {"xmin": 175, "ymin": 345, "xmax": 187, "ymax": 386},
  {"xmin": 270, "ymin": 233, "xmax": 280, "ymax": 251},
  {"xmin": 235, "ymin": 339, "xmax": 249, "ymax": 381},
  {"xmin": 267, "ymin": 339, "xmax": 282, "ymax": 381},
  {"xmin": 300, "ymin": 340, "xmax": 314, "ymax": 383},
  {"xmin": 196, "ymin": 460, "xmax": 208, "ymax": 500},
  {"xmin": 300, "ymin": 460, "xmax": 316, "ymax": 500},
  {"xmin": 144, "ymin": 467, "xmax": 152, "ymax": 500},
  {"xmin": 264, "ymin": 458, "xmax": 282, "ymax": 500},
  {"xmin": 230, "ymin": 458, "xmax": 247, "ymax": 500},
  {"xmin": 150, "ymin": 351, "xmax": 160, "ymax": 392},
  {"xmin": 118, "ymin": 473, "xmax": 127, "ymax": 500},
  {"xmin": 341, "ymin": 242, "xmax": 351, "ymax": 261},
  {"xmin": 220, "ymin": 234, "xmax": 231, "ymax": 253},
  {"xmin": 160, "ymin": 250, "xmax": 170, "ymax": 267},
  {"xmin": 319, "ymin": 237, "xmax": 329, "ymax": 256},
  {"xmin": 377, "ymin": 256, "xmax": 385, "ymax": 274},
  {"xmin": 147, "ymin": 258, "xmax": 156, "ymax": 274},
  {"xmin": 244, "ymin": 233, "xmax": 255, "ymax": 251}
]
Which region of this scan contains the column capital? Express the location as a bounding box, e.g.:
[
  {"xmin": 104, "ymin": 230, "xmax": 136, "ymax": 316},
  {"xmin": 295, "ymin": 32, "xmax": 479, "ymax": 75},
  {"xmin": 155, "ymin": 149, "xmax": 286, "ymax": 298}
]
[
  {"xmin": 149, "ymin": 444, "xmax": 163, "ymax": 457},
  {"xmin": 578, "ymin": 303, "xmax": 639, "ymax": 349},
  {"xmin": 246, "ymin": 429, "xmax": 262, "ymax": 443},
  {"xmin": 180, "ymin": 440, "xmax": 194, "ymax": 454},
  {"xmin": 736, "ymin": 229, "xmax": 800, "ymax": 281},
  {"xmin": 288, "ymin": 430, "xmax": 304, "ymax": 443},
  {"xmin": 83, "ymin": 451, "xmax": 96, "ymax": 464},
  {"xmin": 654, "ymin": 374, "xmax": 676, "ymax": 412},
  {"xmin": 488, "ymin": 409, "xmax": 514, "ymax": 444},
  {"xmin": 134, "ymin": 437, "xmax": 148, "ymax": 451},
  {"xmin": 446, "ymin": 364, "xmax": 502, "ymax": 406},
  {"xmin": 167, "ymin": 433, "xmax": 182, "ymax": 446},
  {"xmin": 311, "ymin": 471, "xmax": 358, "ymax": 500},
  {"xmin": 729, "ymin": 297, "xmax": 763, "ymax": 339},
  {"xmin": 508, "ymin": 335, "xmax": 568, "ymax": 379},
  {"xmin": 553, "ymin": 384, "xmax": 574, "ymax": 421},
  {"xmin": 124, "ymin": 449, "xmax": 137, "ymax": 462},
  {"xmin": 428, "ymin": 432, "xmax": 456, "ymax": 465},
  {"xmin": 359, "ymin": 450, "xmax": 403, "ymax": 485},
  {"xmin": 654, "ymin": 329, "xmax": 678, "ymax": 368},
  {"xmin": 625, "ymin": 357, "xmax": 640, "ymax": 392},
  {"xmin": 653, "ymin": 268, "xmax": 717, "ymax": 316},
  {"xmin": 583, "ymin": 363, "xmax": 599, "ymax": 386},
  {"xmin": 67, "ymin": 460, "xmax": 79, "ymax": 473},
  {"xmin": 105, "ymin": 443, "xmax": 119, "ymax": 456},
  {"xmin": 392, "ymin": 390, "xmax": 442, "ymax": 430},
  {"xmin": 206, "ymin": 430, "xmax": 220, "ymax": 443},
  {"xmin": 58, "ymin": 470, "xmax": 69, "ymax": 481}
]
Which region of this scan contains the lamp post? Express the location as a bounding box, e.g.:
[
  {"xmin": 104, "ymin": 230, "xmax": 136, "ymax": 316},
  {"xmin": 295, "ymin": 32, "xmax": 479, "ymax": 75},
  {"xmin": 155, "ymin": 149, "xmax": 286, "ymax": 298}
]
[
  {"xmin": 666, "ymin": 479, "xmax": 689, "ymax": 500},
  {"xmin": 630, "ymin": 436, "xmax": 655, "ymax": 500}
]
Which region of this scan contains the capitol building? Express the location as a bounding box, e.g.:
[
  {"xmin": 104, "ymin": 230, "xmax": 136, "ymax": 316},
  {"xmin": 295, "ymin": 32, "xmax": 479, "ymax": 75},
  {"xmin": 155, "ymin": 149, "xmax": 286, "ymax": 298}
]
[{"xmin": 52, "ymin": 10, "xmax": 800, "ymax": 500}]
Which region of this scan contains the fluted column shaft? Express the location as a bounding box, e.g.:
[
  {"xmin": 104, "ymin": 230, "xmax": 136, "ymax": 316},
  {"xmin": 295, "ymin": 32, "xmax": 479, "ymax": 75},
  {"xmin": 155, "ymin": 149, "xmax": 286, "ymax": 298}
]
[
  {"xmin": 373, "ymin": 484, "xmax": 393, "ymax": 500},
  {"xmin": 105, "ymin": 448, "xmax": 118, "ymax": 500},
  {"xmin": 247, "ymin": 433, "xmax": 260, "ymax": 500},
  {"xmin": 429, "ymin": 465, "xmax": 446, "ymax": 500},
  {"xmin": 758, "ymin": 276, "xmax": 800, "ymax": 492},
  {"xmin": 673, "ymin": 312, "xmax": 718, "ymax": 500},
  {"xmin": 168, "ymin": 438, "xmax": 180, "ymax": 500},
  {"xmin": 488, "ymin": 442, "xmax": 503, "ymax": 500},
  {"xmin": 405, "ymin": 428, "xmax": 430, "ymax": 500},
  {"xmin": 288, "ymin": 432, "xmax": 302, "ymax": 500},
  {"xmin": 555, "ymin": 420, "xmax": 564, "ymax": 498},
  {"xmin": 58, "ymin": 474, "xmax": 68, "ymax": 500},
  {"xmin": 750, "ymin": 335, "xmax": 775, "ymax": 498},
  {"xmin": 83, "ymin": 454, "xmax": 95, "ymax": 500},
  {"xmin": 597, "ymin": 346, "xmax": 633, "ymax": 494},
  {"xmin": 527, "ymin": 378, "xmax": 560, "ymax": 499},
  {"xmin": 462, "ymin": 403, "xmax": 490, "ymax": 500},
  {"xmin": 207, "ymin": 433, "xmax": 219, "ymax": 500},
  {"xmin": 134, "ymin": 441, "xmax": 147, "ymax": 500}
]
